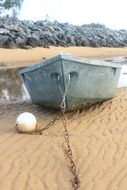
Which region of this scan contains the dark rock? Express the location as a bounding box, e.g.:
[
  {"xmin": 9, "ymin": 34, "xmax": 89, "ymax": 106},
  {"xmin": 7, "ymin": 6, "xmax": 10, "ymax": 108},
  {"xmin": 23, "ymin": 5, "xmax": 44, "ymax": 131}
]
[
  {"xmin": 5, "ymin": 40, "xmax": 17, "ymax": 48},
  {"xmin": 80, "ymin": 37, "xmax": 90, "ymax": 46},
  {"xmin": 47, "ymin": 37, "xmax": 56, "ymax": 45},
  {"xmin": 59, "ymin": 40, "xmax": 67, "ymax": 47},
  {"xmin": 21, "ymin": 45, "xmax": 32, "ymax": 49},
  {"xmin": 101, "ymin": 39, "xmax": 107, "ymax": 46},
  {"xmin": 0, "ymin": 35, "xmax": 9, "ymax": 46},
  {"xmin": 15, "ymin": 36, "xmax": 26, "ymax": 47},
  {"xmin": 3, "ymin": 24, "xmax": 20, "ymax": 32},
  {"xmin": 0, "ymin": 17, "xmax": 127, "ymax": 48},
  {"xmin": 26, "ymin": 36, "xmax": 39, "ymax": 47}
]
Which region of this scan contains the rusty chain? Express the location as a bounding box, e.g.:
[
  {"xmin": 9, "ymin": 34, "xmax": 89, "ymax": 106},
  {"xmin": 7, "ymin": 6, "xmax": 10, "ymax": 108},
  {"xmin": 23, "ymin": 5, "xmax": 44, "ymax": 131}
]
[
  {"xmin": 33, "ymin": 104, "xmax": 80, "ymax": 190},
  {"xmin": 23, "ymin": 75, "xmax": 80, "ymax": 189},
  {"xmin": 35, "ymin": 114, "xmax": 61, "ymax": 135},
  {"xmin": 60, "ymin": 104, "xmax": 80, "ymax": 190}
]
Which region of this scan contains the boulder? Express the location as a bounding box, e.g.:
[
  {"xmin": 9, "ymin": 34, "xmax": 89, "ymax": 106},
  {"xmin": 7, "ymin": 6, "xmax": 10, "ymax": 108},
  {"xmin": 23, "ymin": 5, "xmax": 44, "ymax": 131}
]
[
  {"xmin": 26, "ymin": 36, "xmax": 40, "ymax": 47},
  {"xmin": 15, "ymin": 36, "xmax": 26, "ymax": 47},
  {"xmin": 5, "ymin": 40, "xmax": 17, "ymax": 48},
  {"xmin": 0, "ymin": 17, "xmax": 127, "ymax": 48},
  {"xmin": 0, "ymin": 35, "xmax": 9, "ymax": 46},
  {"xmin": 0, "ymin": 28, "xmax": 10, "ymax": 35},
  {"xmin": 3, "ymin": 24, "xmax": 20, "ymax": 32}
]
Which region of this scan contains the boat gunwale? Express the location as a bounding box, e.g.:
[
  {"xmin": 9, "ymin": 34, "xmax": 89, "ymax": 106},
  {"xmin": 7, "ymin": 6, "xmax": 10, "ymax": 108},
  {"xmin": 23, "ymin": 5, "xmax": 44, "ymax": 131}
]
[{"xmin": 19, "ymin": 54, "xmax": 122, "ymax": 75}]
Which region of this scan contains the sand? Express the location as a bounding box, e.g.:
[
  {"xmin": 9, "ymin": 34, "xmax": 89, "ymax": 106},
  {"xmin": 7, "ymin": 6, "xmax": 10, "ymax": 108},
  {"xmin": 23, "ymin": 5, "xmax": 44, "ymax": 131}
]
[
  {"xmin": 0, "ymin": 47, "xmax": 127, "ymax": 190},
  {"xmin": 0, "ymin": 46, "xmax": 127, "ymax": 68}
]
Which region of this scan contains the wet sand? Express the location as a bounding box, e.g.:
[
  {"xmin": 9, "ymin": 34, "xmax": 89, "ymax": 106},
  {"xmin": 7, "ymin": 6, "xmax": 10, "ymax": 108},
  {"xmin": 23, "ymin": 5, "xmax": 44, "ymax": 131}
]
[{"xmin": 0, "ymin": 47, "xmax": 127, "ymax": 190}]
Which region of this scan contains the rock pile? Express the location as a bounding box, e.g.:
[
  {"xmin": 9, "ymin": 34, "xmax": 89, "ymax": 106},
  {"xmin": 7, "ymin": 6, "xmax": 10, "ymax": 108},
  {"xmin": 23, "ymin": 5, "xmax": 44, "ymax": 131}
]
[{"xmin": 0, "ymin": 16, "xmax": 127, "ymax": 49}]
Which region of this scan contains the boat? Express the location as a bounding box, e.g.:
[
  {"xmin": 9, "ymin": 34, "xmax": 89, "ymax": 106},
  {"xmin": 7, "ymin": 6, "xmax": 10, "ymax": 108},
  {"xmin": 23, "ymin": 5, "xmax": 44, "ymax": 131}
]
[{"xmin": 20, "ymin": 54, "xmax": 122, "ymax": 110}]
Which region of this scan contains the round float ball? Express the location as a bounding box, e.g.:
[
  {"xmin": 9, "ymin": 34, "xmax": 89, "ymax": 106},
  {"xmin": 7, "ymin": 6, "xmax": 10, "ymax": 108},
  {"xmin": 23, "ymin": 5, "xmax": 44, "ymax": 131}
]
[{"xmin": 16, "ymin": 112, "xmax": 37, "ymax": 133}]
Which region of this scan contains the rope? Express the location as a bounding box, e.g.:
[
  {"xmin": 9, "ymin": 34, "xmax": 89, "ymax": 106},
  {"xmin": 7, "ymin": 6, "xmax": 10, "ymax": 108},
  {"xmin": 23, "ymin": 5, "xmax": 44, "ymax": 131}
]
[{"xmin": 58, "ymin": 73, "xmax": 71, "ymax": 109}]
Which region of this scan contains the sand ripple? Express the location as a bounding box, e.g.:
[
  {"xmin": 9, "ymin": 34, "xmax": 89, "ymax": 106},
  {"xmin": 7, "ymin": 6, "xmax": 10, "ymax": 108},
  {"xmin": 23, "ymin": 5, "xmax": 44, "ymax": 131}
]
[{"xmin": 0, "ymin": 88, "xmax": 127, "ymax": 190}]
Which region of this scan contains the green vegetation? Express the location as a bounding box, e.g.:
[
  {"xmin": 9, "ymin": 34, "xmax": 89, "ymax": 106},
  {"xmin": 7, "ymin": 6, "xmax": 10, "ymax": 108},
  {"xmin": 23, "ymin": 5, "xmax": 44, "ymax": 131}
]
[{"xmin": 82, "ymin": 23, "xmax": 106, "ymax": 28}]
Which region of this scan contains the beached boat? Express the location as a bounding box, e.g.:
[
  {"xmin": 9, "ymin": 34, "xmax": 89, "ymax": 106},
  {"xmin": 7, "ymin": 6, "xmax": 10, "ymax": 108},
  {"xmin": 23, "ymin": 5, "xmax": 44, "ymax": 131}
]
[{"xmin": 20, "ymin": 54, "xmax": 122, "ymax": 110}]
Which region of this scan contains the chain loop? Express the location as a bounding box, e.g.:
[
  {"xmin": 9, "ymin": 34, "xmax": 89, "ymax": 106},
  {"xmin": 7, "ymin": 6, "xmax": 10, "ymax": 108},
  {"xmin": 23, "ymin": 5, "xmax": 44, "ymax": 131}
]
[
  {"xmin": 35, "ymin": 114, "xmax": 61, "ymax": 135},
  {"xmin": 61, "ymin": 104, "xmax": 80, "ymax": 190}
]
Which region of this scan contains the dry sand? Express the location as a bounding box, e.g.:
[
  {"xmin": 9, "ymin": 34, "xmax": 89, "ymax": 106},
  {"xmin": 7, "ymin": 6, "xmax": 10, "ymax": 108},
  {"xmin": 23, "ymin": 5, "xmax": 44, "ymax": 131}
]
[
  {"xmin": 0, "ymin": 46, "xmax": 127, "ymax": 67},
  {"xmin": 0, "ymin": 47, "xmax": 127, "ymax": 190}
]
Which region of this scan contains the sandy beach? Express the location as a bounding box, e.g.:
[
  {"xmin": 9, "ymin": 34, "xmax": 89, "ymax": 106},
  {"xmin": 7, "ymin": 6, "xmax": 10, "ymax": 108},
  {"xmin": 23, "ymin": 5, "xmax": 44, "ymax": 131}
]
[
  {"xmin": 0, "ymin": 47, "xmax": 127, "ymax": 190},
  {"xmin": 0, "ymin": 46, "xmax": 127, "ymax": 68}
]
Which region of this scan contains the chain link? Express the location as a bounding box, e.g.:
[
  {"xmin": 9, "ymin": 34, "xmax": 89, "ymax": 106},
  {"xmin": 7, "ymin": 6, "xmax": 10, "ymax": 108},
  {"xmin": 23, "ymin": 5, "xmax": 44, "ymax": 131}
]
[
  {"xmin": 60, "ymin": 105, "xmax": 80, "ymax": 190},
  {"xmin": 34, "ymin": 114, "xmax": 61, "ymax": 135}
]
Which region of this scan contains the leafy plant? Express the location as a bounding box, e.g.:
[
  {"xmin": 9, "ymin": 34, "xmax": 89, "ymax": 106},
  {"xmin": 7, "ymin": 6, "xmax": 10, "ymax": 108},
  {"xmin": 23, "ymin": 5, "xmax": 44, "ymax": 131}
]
[{"xmin": 82, "ymin": 23, "xmax": 106, "ymax": 28}]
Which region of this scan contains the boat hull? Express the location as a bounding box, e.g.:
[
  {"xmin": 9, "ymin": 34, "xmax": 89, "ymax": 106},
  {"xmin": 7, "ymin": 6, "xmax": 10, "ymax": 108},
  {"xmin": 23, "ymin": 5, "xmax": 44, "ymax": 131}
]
[{"xmin": 20, "ymin": 54, "xmax": 121, "ymax": 110}]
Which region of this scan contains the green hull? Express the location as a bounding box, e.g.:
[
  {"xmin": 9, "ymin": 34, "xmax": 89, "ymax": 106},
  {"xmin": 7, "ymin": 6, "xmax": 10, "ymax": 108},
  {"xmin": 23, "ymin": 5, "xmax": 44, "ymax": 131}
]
[{"xmin": 20, "ymin": 54, "xmax": 121, "ymax": 110}]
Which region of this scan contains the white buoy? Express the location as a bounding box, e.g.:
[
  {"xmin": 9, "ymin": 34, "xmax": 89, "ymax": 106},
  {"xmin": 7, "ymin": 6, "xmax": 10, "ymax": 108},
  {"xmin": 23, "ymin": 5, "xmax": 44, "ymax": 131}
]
[{"xmin": 16, "ymin": 112, "xmax": 37, "ymax": 133}]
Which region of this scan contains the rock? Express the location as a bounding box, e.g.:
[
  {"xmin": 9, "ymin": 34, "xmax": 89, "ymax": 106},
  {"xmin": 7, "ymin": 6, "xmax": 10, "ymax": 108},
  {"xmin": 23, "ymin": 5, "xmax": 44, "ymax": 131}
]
[
  {"xmin": 3, "ymin": 24, "xmax": 20, "ymax": 32},
  {"xmin": 15, "ymin": 36, "xmax": 26, "ymax": 47},
  {"xmin": 17, "ymin": 29, "xmax": 27, "ymax": 37},
  {"xmin": 101, "ymin": 39, "xmax": 107, "ymax": 46},
  {"xmin": 0, "ymin": 17, "xmax": 127, "ymax": 48},
  {"xmin": 0, "ymin": 35, "xmax": 9, "ymax": 46},
  {"xmin": 59, "ymin": 40, "xmax": 67, "ymax": 47},
  {"xmin": 47, "ymin": 25, "xmax": 55, "ymax": 33},
  {"xmin": 26, "ymin": 36, "xmax": 39, "ymax": 47},
  {"xmin": 22, "ymin": 45, "xmax": 32, "ymax": 49},
  {"xmin": 80, "ymin": 37, "xmax": 90, "ymax": 46},
  {"xmin": 0, "ymin": 28, "xmax": 10, "ymax": 35},
  {"xmin": 5, "ymin": 40, "xmax": 17, "ymax": 48},
  {"xmin": 89, "ymin": 39, "xmax": 100, "ymax": 47},
  {"xmin": 47, "ymin": 37, "xmax": 56, "ymax": 45}
]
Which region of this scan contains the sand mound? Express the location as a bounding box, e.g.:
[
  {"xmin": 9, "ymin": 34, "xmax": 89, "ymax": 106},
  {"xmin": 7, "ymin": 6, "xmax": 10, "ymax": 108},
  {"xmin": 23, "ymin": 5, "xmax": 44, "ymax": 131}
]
[{"xmin": 0, "ymin": 88, "xmax": 127, "ymax": 190}]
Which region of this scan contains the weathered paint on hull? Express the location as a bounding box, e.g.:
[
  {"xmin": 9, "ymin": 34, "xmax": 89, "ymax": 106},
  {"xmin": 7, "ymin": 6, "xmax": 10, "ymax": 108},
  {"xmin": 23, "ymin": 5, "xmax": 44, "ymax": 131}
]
[{"xmin": 20, "ymin": 54, "xmax": 121, "ymax": 110}]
